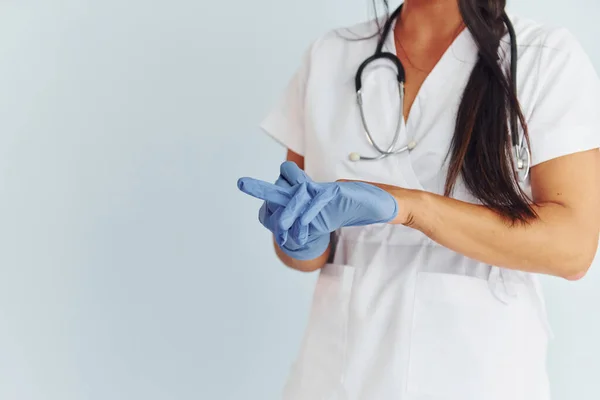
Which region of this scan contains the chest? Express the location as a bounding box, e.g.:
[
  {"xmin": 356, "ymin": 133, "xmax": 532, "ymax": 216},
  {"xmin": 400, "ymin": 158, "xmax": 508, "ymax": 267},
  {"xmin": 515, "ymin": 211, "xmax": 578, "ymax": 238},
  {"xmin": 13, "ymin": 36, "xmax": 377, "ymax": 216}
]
[
  {"xmin": 397, "ymin": 39, "xmax": 455, "ymax": 121},
  {"xmin": 304, "ymin": 57, "xmax": 475, "ymax": 197},
  {"xmin": 301, "ymin": 33, "xmax": 539, "ymax": 200}
]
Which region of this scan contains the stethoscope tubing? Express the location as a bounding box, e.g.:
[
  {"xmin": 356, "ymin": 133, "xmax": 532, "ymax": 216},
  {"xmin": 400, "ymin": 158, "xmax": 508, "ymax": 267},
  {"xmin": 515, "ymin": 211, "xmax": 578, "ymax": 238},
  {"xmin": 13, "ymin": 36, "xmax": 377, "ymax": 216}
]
[{"xmin": 351, "ymin": 3, "xmax": 531, "ymax": 181}]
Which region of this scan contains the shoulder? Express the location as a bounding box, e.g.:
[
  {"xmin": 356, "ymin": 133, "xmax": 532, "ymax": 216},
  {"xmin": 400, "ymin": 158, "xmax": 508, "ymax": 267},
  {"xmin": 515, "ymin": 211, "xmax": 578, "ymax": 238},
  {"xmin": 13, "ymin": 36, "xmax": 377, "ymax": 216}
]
[
  {"xmin": 507, "ymin": 14, "xmax": 598, "ymax": 101},
  {"xmin": 306, "ymin": 18, "xmax": 383, "ymax": 65},
  {"xmin": 509, "ymin": 16, "xmax": 600, "ymax": 166},
  {"xmin": 293, "ymin": 18, "xmax": 384, "ymax": 91},
  {"xmin": 510, "ymin": 15, "xmax": 591, "ymax": 62},
  {"xmin": 314, "ymin": 18, "xmax": 381, "ymax": 47}
]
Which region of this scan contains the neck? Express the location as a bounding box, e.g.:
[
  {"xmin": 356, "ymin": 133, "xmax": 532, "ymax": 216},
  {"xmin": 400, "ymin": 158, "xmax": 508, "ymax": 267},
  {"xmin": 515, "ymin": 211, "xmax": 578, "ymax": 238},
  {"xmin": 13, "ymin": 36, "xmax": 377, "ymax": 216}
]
[{"xmin": 399, "ymin": 0, "xmax": 463, "ymax": 38}]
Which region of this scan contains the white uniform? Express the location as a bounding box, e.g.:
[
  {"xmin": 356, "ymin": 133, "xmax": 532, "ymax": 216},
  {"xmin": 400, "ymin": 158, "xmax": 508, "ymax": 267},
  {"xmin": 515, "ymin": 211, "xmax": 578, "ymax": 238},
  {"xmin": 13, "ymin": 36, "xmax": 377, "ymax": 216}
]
[{"xmin": 260, "ymin": 15, "xmax": 600, "ymax": 400}]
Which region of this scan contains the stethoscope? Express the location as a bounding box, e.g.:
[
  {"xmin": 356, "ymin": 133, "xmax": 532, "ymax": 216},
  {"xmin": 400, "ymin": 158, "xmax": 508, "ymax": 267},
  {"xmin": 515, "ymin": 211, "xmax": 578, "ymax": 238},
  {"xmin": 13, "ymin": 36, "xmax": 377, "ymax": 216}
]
[{"xmin": 349, "ymin": 4, "xmax": 531, "ymax": 182}]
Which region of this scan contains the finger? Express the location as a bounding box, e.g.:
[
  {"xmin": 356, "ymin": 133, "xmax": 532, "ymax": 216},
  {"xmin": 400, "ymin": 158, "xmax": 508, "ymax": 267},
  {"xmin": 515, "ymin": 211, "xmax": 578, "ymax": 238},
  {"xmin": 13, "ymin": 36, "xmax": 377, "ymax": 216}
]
[
  {"xmin": 237, "ymin": 178, "xmax": 293, "ymax": 206},
  {"xmin": 268, "ymin": 176, "xmax": 292, "ymax": 215},
  {"xmin": 274, "ymin": 174, "xmax": 292, "ymax": 189},
  {"xmin": 299, "ymin": 184, "xmax": 339, "ymax": 226},
  {"xmin": 289, "ymin": 219, "xmax": 310, "ymax": 246},
  {"xmin": 270, "ymin": 207, "xmax": 289, "ymax": 246},
  {"xmin": 269, "ymin": 175, "xmax": 294, "ymax": 213},
  {"xmin": 260, "ymin": 204, "xmax": 289, "ymax": 245},
  {"xmin": 280, "ymin": 161, "xmax": 311, "ymax": 186},
  {"xmin": 266, "ymin": 199, "xmax": 278, "ymax": 214},
  {"xmin": 258, "ymin": 202, "xmax": 274, "ymax": 230},
  {"xmin": 278, "ymin": 182, "xmax": 312, "ymax": 231}
]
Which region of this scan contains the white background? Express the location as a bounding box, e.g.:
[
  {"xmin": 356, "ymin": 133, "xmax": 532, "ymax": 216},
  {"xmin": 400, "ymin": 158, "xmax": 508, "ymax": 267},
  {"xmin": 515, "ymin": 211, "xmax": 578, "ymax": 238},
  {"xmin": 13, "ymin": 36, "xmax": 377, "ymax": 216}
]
[{"xmin": 0, "ymin": 1, "xmax": 598, "ymax": 399}]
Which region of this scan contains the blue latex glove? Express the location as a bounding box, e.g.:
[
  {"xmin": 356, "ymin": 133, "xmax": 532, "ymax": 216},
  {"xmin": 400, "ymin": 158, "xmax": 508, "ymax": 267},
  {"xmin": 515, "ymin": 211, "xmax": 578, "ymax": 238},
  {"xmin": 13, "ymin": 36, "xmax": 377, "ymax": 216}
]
[
  {"xmin": 238, "ymin": 162, "xmax": 398, "ymax": 260},
  {"xmin": 257, "ymin": 162, "xmax": 330, "ymax": 259}
]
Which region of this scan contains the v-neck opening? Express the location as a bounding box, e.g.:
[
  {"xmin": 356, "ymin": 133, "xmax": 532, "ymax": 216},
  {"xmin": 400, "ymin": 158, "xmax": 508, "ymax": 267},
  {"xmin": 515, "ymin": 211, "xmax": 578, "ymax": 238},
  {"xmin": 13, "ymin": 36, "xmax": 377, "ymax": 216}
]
[
  {"xmin": 378, "ymin": 20, "xmax": 472, "ymax": 192},
  {"xmin": 384, "ymin": 22, "xmax": 470, "ymax": 126}
]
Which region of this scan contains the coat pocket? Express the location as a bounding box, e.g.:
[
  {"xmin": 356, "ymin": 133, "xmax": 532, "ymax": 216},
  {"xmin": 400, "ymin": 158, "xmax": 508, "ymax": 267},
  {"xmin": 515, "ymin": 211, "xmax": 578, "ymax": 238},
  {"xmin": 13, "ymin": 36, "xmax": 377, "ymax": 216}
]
[{"xmin": 406, "ymin": 272, "xmax": 550, "ymax": 400}]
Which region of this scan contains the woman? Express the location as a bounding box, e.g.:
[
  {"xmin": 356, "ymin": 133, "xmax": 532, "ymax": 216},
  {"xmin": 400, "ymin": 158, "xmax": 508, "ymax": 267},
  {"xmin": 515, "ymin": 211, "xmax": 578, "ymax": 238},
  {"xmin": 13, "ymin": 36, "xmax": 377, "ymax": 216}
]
[{"xmin": 238, "ymin": 0, "xmax": 600, "ymax": 399}]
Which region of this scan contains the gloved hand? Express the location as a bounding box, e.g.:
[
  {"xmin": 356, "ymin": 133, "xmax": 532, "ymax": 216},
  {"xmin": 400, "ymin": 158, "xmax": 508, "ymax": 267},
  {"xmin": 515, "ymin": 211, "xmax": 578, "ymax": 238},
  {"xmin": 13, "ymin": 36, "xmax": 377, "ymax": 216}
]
[
  {"xmin": 257, "ymin": 162, "xmax": 331, "ymax": 260},
  {"xmin": 238, "ymin": 162, "xmax": 398, "ymax": 260}
]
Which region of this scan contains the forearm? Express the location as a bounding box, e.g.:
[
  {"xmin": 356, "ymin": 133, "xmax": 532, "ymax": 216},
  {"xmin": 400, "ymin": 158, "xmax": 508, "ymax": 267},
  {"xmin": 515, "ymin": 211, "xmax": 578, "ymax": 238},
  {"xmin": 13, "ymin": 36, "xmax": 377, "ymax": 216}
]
[
  {"xmin": 273, "ymin": 237, "xmax": 330, "ymax": 272},
  {"xmin": 394, "ymin": 189, "xmax": 598, "ymax": 279}
]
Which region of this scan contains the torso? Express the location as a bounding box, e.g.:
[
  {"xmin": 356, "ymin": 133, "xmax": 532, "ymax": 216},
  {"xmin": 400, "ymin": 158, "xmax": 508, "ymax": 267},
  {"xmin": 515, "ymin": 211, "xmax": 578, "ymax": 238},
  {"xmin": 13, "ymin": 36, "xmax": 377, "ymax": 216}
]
[{"xmin": 282, "ymin": 14, "xmax": 557, "ymax": 400}]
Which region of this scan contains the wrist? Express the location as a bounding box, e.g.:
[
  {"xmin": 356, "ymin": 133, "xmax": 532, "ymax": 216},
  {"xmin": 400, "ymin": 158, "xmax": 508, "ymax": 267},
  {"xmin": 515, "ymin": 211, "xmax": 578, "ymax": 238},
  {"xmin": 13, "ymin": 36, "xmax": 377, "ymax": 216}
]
[
  {"xmin": 273, "ymin": 237, "xmax": 330, "ymax": 272},
  {"xmin": 389, "ymin": 188, "xmax": 427, "ymax": 227},
  {"xmin": 280, "ymin": 233, "xmax": 331, "ymax": 261}
]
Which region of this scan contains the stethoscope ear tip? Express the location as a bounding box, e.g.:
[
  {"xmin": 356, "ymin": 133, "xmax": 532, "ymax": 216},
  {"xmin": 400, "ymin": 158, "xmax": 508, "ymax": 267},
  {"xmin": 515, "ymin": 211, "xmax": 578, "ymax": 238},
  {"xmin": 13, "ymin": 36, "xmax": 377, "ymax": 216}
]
[{"xmin": 349, "ymin": 152, "xmax": 361, "ymax": 162}]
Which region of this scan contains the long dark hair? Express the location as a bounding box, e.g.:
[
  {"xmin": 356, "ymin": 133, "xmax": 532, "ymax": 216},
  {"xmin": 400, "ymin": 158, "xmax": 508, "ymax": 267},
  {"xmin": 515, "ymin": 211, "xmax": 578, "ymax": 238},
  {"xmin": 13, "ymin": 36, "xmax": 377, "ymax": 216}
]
[{"xmin": 374, "ymin": 0, "xmax": 536, "ymax": 223}]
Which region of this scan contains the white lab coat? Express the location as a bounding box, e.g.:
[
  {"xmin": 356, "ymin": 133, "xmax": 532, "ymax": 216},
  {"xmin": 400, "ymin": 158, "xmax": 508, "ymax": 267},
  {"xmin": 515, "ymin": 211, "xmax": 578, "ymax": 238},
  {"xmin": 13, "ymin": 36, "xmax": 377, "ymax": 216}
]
[{"xmin": 259, "ymin": 14, "xmax": 600, "ymax": 400}]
